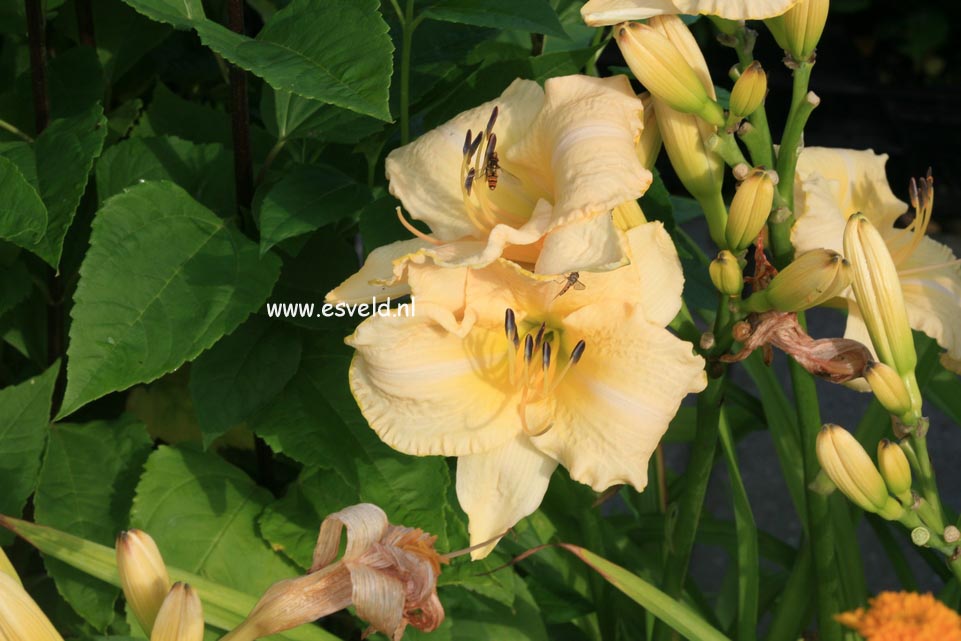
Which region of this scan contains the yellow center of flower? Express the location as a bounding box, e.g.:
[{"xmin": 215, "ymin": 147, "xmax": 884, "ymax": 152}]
[
  {"xmin": 457, "ymin": 108, "xmax": 536, "ymax": 237},
  {"xmin": 503, "ymin": 308, "xmax": 585, "ymax": 436},
  {"xmin": 836, "ymin": 591, "xmax": 961, "ymax": 641},
  {"xmin": 889, "ymin": 172, "xmax": 961, "ymax": 276}
]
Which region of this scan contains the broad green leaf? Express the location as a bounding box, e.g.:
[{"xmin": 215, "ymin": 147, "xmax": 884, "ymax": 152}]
[
  {"xmin": 718, "ymin": 410, "xmax": 759, "ymax": 641},
  {"xmin": 47, "ymin": 47, "xmax": 105, "ymax": 120},
  {"xmin": 445, "ymin": 578, "xmax": 548, "ymax": 641},
  {"xmin": 259, "ymin": 466, "xmax": 359, "ymax": 569},
  {"xmin": 261, "ymin": 88, "xmax": 384, "ymax": 143},
  {"xmin": 257, "ymin": 164, "xmax": 371, "ymax": 255},
  {"xmin": 0, "ymin": 286, "xmax": 48, "ymax": 363},
  {"xmin": 135, "ymin": 84, "xmax": 273, "ymax": 159},
  {"xmin": 0, "ymin": 516, "xmax": 339, "ymax": 641},
  {"xmin": 58, "ymin": 181, "xmax": 281, "ymax": 418},
  {"xmin": 34, "ymin": 102, "xmax": 108, "ymax": 267},
  {"xmin": 0, "ymin": 260, "xmax": 32, "ymax": 317},
  {"xmin": 123, "ymin": 0, "xmax": 393, "ymax": 121},
  {"xmin": 189, "ymin": 315, "xmax": 302, "ymax": 446},
  {"xmin": 106, "ymin": 99, "xmax": 144, "ymax": 144},
  {"xmin": 423, "ymin": 0, "xmax": 566, "ymax": 38},
  {"xmin": 0, "ymin": 155, "xmax": 47, "ymax": 253},
  {"xmin": 0, "ymin": 363, "xmax": 58, "ymax": 525},
  {"xmin": 561, "ymin": 545, "xmax": 732, "ymax": 641},
  {"xmin": 34, "ymin": 416, "xmax": 152, "ymax": 630},
  {"xmin": 95, "ymin": 135, "xmax": 235, "ymax": 216},
  {"xmin": 131, "ymin": 446, "xmax": 298, "ymax": 595},
  {"xmin": 119, "ymin": 0, "xmax": 205, "ymax": 30}
]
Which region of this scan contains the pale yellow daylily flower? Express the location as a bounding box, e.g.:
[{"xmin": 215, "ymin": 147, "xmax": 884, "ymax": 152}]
[
  {"xmin": 329, "ymin": 75, "xmax": 652, "ymax": 304},
  {"xmin": 581, "ymin": 0, "xmax": 799, "ymax": 25},
  {"xmin": 346, "ymin": 223, "xmax": 706, "ymax": 558},
  {"xmin": 792, "ymin": 147, "xmax": 961, "ymax": 374},
  {"xmin": 0, "ymin": 572, "xmax": 64, "ymax": 641}
]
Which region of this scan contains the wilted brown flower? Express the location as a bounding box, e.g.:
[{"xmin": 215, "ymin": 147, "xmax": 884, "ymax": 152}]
[{"xmin": 222, "ymin": 504, "xmax": 445, "ymax": 641}]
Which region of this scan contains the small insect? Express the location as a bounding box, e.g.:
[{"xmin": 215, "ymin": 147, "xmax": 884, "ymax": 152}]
[
  {"xmin": 553, "ymin": 272, "xmax": 586, "ymax": 299},
  {"xmin": 483, "ymin": 133, "xmax": 500, "ymax": 191}
]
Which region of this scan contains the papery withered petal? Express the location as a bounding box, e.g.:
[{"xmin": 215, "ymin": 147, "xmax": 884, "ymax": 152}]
[
  {"xmin": 312, "ymin": 504, "xmax": 390, "ymax": 571},
  {"xmin": 784, "ymin": 337, "xmax": 873, "ymax": 383},
  {"xmin": 348, "ymin": 563, "xmax": 406, "ymax": 641},
  {"xmin": 221, "ymin": 565, "xmax": 353, "ymax": 641}
]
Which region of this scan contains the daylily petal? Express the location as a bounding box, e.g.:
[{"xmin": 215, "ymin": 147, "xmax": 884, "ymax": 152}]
[
  {"xmin": 346, "ymin": 564, "xmax": 406, "ymax": 641},
  {"xmin": 623, "ymin": 220, "xmax": 685, "ymax": 326},
  {"xmin": 326, "ymin": 239, "xmax": 431, "ymax": 304},
  {"xmin": 385, "ymin": 79, "xmax": 545, "ymax": 241},
  {"xmin": 312, "ymin": 503, "xmax": 389, "ymax": 570},
  {"xmin": 533, "ymin": 301, "xmax": 706, "ymax": 492},
  {"xmin": 897, "ymin": 235, "xmax": 961, "ymax": 368},
  {"xmin": 348, "ymin": 312, "xmax": 519, "ymax": 457},
  {"xmin": 534, "ymin": 209, "xmax": 627, "ymax": 275},
  {"xmin": 507, "ymin": 75, "xmax": 651, "ymax": 237},
  {"xmin": 455, "ymin": 433, "xmax": 558, "ymax": 559},
  {"xmin": 792, "ymin": 171, "xmax": 846, "ymax": 256},
  {"xmin": 796, "ymin": 147, "xmax": 907, "ymax": 229},
  {"xmin": 581, "ymin": 0, "xmax": 798, "ymax": 25}
]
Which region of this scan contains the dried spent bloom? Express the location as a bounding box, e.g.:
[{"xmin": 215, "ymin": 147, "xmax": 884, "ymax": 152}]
[
  {"xmin": 581, "ymin": 0, "xmax": 799, "ymax": 25},
  {"xmin": 328, "ymin": 75, "xmax": 652, "ymax": 304},
  {"xmin": 223, "ymin": 504, "xmax": 445, "ymax": 641},
  {"xmin": 793, "ymin": 149, "xmax": 961, "ymax": 376},
  {"xmin": 0, "ymin": 572, "xmax": 64, "ymax": 641},
  {"xmin": 116, "ymin": 529, "xmax": 172, "ymax": 636},
  {"xmin": 150, "ymin": 582, "xmax": 204, "ymax": 641},
  {"xmin": 836, "ymin": 591, "xmax": 961, "ymax": 641}
]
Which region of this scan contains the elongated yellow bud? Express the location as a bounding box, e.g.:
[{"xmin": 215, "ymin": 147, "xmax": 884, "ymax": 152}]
[
  {"xmin": 864, "ymin": 362, "xmax": 913, "ymax": 419},
  {"xmin": 0, "ymin": 546, "xmax": 20, "ymax": 585},
  {"xmin": 726, "ymin": 168, "xmax": 776, "ymax": 251},
  {"xmin": 877, "ymin": 439, "xmax": 912, "ymax": 504},
  {"xmin": 746, "ymin": 248, "xmax": 850, "ymax": 312},
  {"xmin": 636, "ymin": 93, "xmax": 661, "ymax": 170},
  {"xmin": 615, "ymin": 22, "xmax": 724, "ymax": 126},
  {"xmin": 150, "ymin": 583, "xmax": 204, "ymax": 641},
  {"xmin": 117, "ymin": 529, "xmax": 171, "ymax": 636},
  {"xmin": 765, "ymin": 0, "xmax": 829, "ymax": 61},
  {"xmin": 816, "ymin": 424, "xmax": 903, "ymax": 520},
  {"xmin": 0, "ymin": 572, "xmax": 64, "ymax": 641},
  {"xmin": 843, "ymin": 214, "xmax": 917, "ymax": 378},
  {"xmin": 613, "ymin": 199, "xmax": 646, "ymax": 231},
  {"xmin": 729, "ymin": 62, "xmax": 768, "ymax": 119},
  {"xmin": 709, "ymin": 250, "xmax": 743, "ymax": 296}
]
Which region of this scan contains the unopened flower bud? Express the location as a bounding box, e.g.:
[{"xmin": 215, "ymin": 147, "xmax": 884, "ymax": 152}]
[
  {"xmin": 877, "ymin": 439, "xmax": 912, "ymax": 504},
  {"xmin": 636, "ymin": 93, "xmax": 661, "ymax": 170},
  {"xmin": 726, "ymin": 169, "xmax": 775, "ymax": 251},
  {"xmin": 615, "ymin": 22, "xmax": 725, "ymax": 126},
  {"xmin": 729, "ymin": 62, "xmax": 767, "ymax": 119},
  {"xmin": 843, "ymin": 214, "xmax": 918, "ymax": 378},
  {"xmin": 747, "ymin": 249, "xmax": 850, "ymax": 313},
  {"xmin": 710, "ymin": 250, "xmax": 743, "ymax": 296},
  {"xmin": 117, "ymin": 529, "xmax": 171, "ymax": 636},
  {"xmin": 765, "ymin": 0, "xmax": 829, "ymax": 61},
  {"xmin": 0, "ymin": 546, "xmax": 20, "ymax": 585},
  {"xmin": 817, "ymin": 424, "xmax": 903, "ymax": 520},
  {"xmin": 150, "ymin": 583, "xmax": 204, "ymax": 641},
  {"xmin": 0, "ymin": 572, "xmax": 64, "ymax": 641},
  {"xmin": 864, "ymin": 362, "xmax": 913, "ymax": 419},
  {"xmin": 613, "ymin": 199, "xmax": 646, "ymax": 231}
]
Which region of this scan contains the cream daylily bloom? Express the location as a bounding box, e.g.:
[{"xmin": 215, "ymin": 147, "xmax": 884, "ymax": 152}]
[
  {"xmin": 346, "ymin": 223, "xmax": 706, "ymax": 558},
  {"xmin": 792, "ymin": 147, "xmax": 961, "ymax": 373},
  {"xmin": 328, "ymin": 75, "xmax": 652, "ymax": 304},
  {"xmin": 581, "ymin": 0, "xmax": 798, "ymax": 25}
]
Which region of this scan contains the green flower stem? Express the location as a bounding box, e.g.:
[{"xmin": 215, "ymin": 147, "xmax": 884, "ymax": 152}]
[
  {"xmin": 730, "ymin": 25, "xmax": 774, "ymax": 169},
  {"xmin": 910, "ymin": 433, "xmax": 945, "ymax": 528},
  {"xmin": 769, "ymin": 61, "xmax": 815, "ymax": 268},
  {"xmin": 707, "ymin": 131, "xmax": 749, "ymax": 170},
  {"xmin": 699, "ymin": 190, "xmax": 729, "ymax": 250},
  {"xmin": 766, "ymin": 543, "xmax": 814, "ymax": 641},
  {"xmin": 652, "ymin": 374, "xmax": 725, "ymax": 641},
  {"xmin": 737, "ymin": 122, "xmax": 773, "ymax": 171},
  {"xmin": 788, "ymin": 347, "xmax": 842, "ymax": 641}
]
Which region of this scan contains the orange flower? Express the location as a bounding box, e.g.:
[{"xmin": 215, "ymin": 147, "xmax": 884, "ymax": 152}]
[{"xmin": 836, "ymin": 591, "xmax": 961, "ymax": 641}]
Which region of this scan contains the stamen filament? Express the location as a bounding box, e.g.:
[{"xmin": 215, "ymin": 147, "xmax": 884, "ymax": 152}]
[
  {"xmin": 897, "ymin": 257, "xmax": 961, "ymax": 277},
  {"xmin": 395, "ymin": 208, "xmax": 443, "ymax": 245}
]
